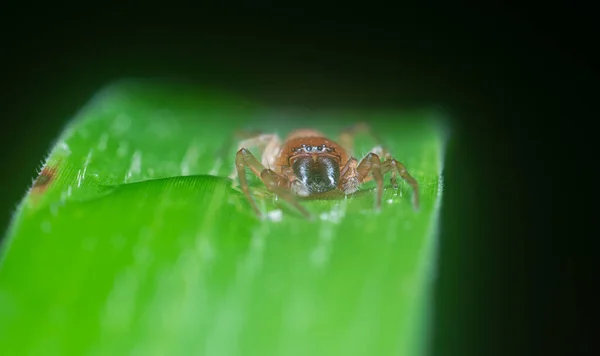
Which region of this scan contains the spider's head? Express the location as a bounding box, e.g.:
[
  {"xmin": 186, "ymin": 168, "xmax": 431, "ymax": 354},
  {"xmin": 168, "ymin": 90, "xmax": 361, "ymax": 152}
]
[{"xmin": 291, "ymin": 154, "xmax": 340, "ymax": 194}]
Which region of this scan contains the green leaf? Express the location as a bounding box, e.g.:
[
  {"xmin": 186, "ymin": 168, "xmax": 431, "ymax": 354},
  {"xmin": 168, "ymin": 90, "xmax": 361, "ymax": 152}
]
[{"xmin": 0, "ymin": 80, "xmax": 447, "ymax": 356}]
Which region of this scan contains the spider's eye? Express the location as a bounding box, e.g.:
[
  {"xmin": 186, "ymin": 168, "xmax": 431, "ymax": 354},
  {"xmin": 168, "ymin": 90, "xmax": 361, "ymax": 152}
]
[
  {"xmin": 316, "ymin": 145, "xmax": 323, "ymax": 151},
  {"xmin": 305, "ymin": 146, "xmax": 312, "ymax": 152}
]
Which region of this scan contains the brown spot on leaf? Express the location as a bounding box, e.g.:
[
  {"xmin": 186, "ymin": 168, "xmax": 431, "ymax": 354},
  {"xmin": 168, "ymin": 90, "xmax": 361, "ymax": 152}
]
[{"xmin": 32, "ymin": 166, "xmax": 57, "ymax": 193}]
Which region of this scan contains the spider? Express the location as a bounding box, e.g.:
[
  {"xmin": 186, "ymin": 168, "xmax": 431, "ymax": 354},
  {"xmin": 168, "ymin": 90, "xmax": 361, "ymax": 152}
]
[{"xmin": 229, "ymin": 123, "xmax": 419, "ymax": 219}]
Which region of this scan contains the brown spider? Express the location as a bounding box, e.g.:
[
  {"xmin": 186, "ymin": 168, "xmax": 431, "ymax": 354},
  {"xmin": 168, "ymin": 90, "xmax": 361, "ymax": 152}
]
[{"xmin": 229, "ymin": 123, "xmax": 419, "ymax": 219}]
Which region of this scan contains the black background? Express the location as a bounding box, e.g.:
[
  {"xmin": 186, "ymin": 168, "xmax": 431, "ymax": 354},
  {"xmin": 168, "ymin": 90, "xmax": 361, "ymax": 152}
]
[{"xmin": 1, "ymin": 2, "xmax": 595, "ymax": 355}]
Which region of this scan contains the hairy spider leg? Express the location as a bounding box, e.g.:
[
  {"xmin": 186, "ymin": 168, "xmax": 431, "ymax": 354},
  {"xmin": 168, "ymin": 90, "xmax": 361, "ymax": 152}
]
[
  {"xmin": 382, "ymin": 158, "xmax": 420, "ymax": 210},
  {"xmin": 341, "ymin": 123, "xmax": 420, "ymax": 210},
  {"xmin": 338, "ymin": 157, "xmax": 360, "ymax": 195},
  {"xmin": 235, "ymin": 148, "xmax": 311, "ymax": 219},
  {"xmin": 229, "ymin": 133, "xmax": 281, "ymax": 180},
  {"xmin": 354, "ymin": 148, "xmax": 420, "ymax": 210},
  {"xmin": 354, "ymin": 152, "xmax": 385, "ymax": 211}
]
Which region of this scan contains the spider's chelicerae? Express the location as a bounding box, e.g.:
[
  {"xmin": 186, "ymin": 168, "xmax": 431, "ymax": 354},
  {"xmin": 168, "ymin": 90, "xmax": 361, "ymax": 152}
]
[{"xmin": 230, "ymin": 123, "xmax": 419, "ymax": 218}]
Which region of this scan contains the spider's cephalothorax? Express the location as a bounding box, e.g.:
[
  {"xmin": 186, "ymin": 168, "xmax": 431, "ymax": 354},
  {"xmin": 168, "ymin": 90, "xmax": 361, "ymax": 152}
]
[{"xmin": 230, "ymin": 124, "xmax": 419, "ymax": 219}]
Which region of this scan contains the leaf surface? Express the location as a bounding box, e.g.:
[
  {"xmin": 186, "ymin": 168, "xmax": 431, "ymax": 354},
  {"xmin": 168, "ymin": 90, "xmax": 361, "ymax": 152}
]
[{"xmin": 0, "ymin": 81, "xmax": 446, "ymax": 356}]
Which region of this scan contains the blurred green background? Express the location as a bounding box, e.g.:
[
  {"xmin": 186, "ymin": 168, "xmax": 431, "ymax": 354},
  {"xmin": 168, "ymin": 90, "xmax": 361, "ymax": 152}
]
[{"xmin": 1, "ymin": 3, "xmax": 595, "ymax": 356}]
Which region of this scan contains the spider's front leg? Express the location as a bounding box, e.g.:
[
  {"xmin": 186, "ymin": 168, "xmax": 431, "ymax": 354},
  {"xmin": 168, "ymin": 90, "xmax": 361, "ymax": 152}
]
[
  {"xmin": 382, "ymin": 157, "xmax": 419, "ymax": 209},
  {"xmin": 338, "ymin": 157, "xmax": 360, "ymax": 195},
  {"xmin": 229, "ymin": 132, "xmax": 281, "ymax": 180},
  {"xmin": 235, "ymin": 148, "xmax": 311, "ymax": 219},
  {"xmin": 357, "ymin": 153, "xmax": 385, "ymax": 211},
  {"xmin": 338, "ymin": 153, "xmax": 385, "ymax": 210},
  {"xmin": 340, "ymin": 152, "xmax": 419, "ymax": 211}
]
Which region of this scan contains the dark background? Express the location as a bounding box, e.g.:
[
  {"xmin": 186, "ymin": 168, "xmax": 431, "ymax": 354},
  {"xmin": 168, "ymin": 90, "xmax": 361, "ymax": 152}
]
[{"xmin": 1, "ymin": 2, "xmax": 595, "ymax": 355}]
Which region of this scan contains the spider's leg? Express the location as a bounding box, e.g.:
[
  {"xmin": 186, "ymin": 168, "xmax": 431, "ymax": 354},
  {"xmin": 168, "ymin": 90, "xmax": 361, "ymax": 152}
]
[
  {"xmin": 363, "ymin": 144, "xmax": 419, "ymax": 210},
  {"xmin": 235, "ymin": 148, "xmax": 311, "ymax": 219},
  {"xmin": 382, "ymin": 158, "xmax": 419, "ymax": 210},
  {"xmin": 229, "ymin": 133, "xmax": 281, "ymax": 180},
  {"xmin": 338, "ymin": 157, "xmax": 360, "ymax": 195},
  {"xmin": 339, "ymin": 124, "xmax": 419, "ymax": 210},
  {"xmin": 261, "ymin": 169, "xmax": 312, "ymax": 219},
  {"xmin": 355, "ymin": 153, "xmax": 385, "ymax": 211}
]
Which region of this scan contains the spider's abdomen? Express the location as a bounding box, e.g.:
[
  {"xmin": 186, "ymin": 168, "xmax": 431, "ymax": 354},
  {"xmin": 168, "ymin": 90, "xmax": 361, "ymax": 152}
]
[{"xmin": 292, "ymin": 156, "xmax": 340, "ymax": 194}]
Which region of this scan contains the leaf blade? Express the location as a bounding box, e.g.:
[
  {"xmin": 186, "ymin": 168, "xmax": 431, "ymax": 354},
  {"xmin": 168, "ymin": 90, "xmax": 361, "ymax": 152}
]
[{"xmin": 1, "ymin": 80, "xmax": 447, "ymax": 356}]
